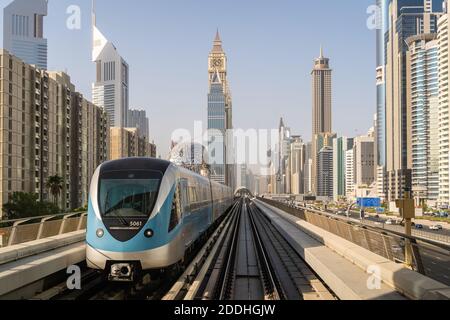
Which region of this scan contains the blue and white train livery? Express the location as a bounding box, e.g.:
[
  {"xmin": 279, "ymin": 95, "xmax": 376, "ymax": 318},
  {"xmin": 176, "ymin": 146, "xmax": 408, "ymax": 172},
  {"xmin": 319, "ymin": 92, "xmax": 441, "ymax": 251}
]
[{"xmin": 86, "ymin": 158, "xmax": 233, "ymax": 281}]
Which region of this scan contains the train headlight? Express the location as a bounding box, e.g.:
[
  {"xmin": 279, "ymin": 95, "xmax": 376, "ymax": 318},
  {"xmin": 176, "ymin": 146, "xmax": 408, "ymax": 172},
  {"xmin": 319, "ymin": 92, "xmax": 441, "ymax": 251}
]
[
  {"xmin": 144, "ymin": 229, "xmax": 154, "ymax": 238},
  {"xmin": 96, "ymin": 228, "xmax": 104, "ymax": 238}
]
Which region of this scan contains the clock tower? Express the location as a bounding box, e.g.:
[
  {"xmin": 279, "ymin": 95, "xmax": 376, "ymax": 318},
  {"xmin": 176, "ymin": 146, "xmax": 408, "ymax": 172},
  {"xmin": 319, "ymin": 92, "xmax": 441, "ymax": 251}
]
[
  {"xmin": 208, "ymin": 30, "xmax": 232, "ymax": 130},
  {"xmin": 208, "ymin": 30, "xmax": 229, "ymax": 96},
  {"xmin": 207, "ymin": 30, "xmax": 234, "ymax": 189}
]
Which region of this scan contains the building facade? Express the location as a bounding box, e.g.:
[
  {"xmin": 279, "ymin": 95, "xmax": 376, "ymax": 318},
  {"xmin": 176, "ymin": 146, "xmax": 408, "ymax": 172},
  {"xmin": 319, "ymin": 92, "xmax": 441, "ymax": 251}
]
[
  {"xmin": 92, "ymin": 9, "xmax": 129, "ymax": 128},
  {"xmin": 303, "ymin": 142, "xmax": 313, "ymax": 194},
  {"xmin": 71, "ymin": 92, "xmax": 110, "ymax": 208},
  {"xmin": 384, "ymin": 0, "xmax": 444, "ymax": 203},
  {"xmin": 311, "ymin": 48, "xmax": 332, "ymax": 195},
  {"xmin": 127, "ymin": 109, "xmax": 149, "ymax": 140},
  {"xmin": 353, "ymin": 135, "xmax": 376, "ymax": 188},
  {"xmin": 333, "ymin": 137, "xmax": 354, "ymax": 201},
  {"xmin": 289, "ymin": 136, "xmax": 306, "ymax": 195},
  {"xmin": 109, "ymin": 127, "xmax": 151, "ymax": 160},
  {"xmin": 346, "ymin": 149, "xmax": 355, "ymax": 198},
  {"xmin": 207, "ymin": 30, "xmax": 234, "ymax": 188},
  {"xmin": 438, "ymin": 9, "xmax": 450, "ymax": 206},
  {"xmin": 0, "ymin": 50, "xmax": 109, "ymax": 215},
  {"xmin": 207, "ymin": 72, "xmax": 226, "ymax": 185},
  {"xmin": 3, "ymin": 0, "xmax": 48, "ymax": 70},
  {"xmin": 406, "ymin": 34, "xmax": 440, "ymax": 205},
  {"xmin": 317, "ymin": 146, "xmax": 333, "ymax": 198},
  {"xmin": 277, "ymin": 118, "xmax": 292, "ymax": 194}
]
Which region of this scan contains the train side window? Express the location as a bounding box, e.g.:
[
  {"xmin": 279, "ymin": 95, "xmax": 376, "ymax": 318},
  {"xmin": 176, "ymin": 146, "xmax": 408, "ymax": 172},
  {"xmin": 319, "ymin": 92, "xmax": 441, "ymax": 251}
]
[
  {"xmin": 169, "ymin": 184, "xmax": 181, "ymax": 232},
  {"xmin": 178, "ymin": 179, "xmax": 189, "ymax": 214}
]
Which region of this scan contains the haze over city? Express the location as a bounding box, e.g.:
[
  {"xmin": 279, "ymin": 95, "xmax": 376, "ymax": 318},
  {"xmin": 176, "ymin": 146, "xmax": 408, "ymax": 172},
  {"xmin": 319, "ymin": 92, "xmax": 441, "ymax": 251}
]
[{"xmin": 0, "ymin": 0, "xmax": 375, "ymax": 156}]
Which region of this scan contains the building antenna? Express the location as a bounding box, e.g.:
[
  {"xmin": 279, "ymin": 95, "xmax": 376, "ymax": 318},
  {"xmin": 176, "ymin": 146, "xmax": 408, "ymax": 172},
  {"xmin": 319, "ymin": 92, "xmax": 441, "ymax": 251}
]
[{"xmin": 92, "ymin": 0, "xmax": 96, "ymax": 27}]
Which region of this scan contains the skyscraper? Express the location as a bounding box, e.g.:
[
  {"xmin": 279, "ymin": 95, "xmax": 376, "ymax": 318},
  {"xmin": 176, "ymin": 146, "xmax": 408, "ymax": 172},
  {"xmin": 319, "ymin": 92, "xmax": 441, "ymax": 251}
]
[
  {"xmin": 208, "ymin": 30, "xmax": 232, "ymax": 132},
  {"xmin": 376, "ymin": 0, "xmax": 388, "ymax": 170},
  {"xmin": 289, "ymin": 136, "xmax": 306, "ymax": 195},
  {"xmin": 313, "ymin": 131, "xmax": 336, "ymax": 195},
  {"xmin": 438, "ymin": 4, "xmax": 450, "ymax": 206},
  {"xmin": 3, "ymin": 0, "xmax": 48, "ymax": 70},
  {"xmin": 406, "ymin": 34, "xmax": 440, "ymax": 205},
  {"xmin": 127, "ymin": 109, "xmax": 150, "ymax": 140},
  {"xmin": 92, "ymin": 3, "xmax": 129, "ymax": 128},
  {"xmin": 333, "ymin": 137, "xmax": 354, "ymax": 201},
  {"xmin": 384, "ymin": 0, "xmax": 444, "ymax": 203},
  {"xmin": 312, "ymin": 47, "xmax": 332, "ymax": 136},
  {"xmin": 346, "ymin": 149, "xmax": 355, "ymax": 198},
  {"xmin": 303, "ymin": 142, "xmax": 313, "ymax": 194},
  {"xmin": 277, "ymin": 118, "xmax": 292, "ymax": 194},
  {"xmin": 317, "ymin": 146, "xmax": 333, "ymax": 198},
  {"xmin": 311, "ymin": 47, "xmax": 332, "ymax": 194},
  {"xmin": 353, "ymin": 135, "xmax": 376, "ymax": 188},
  {"xmin": 208, "ymin": 71, "xmax": 226, "ymax": 185},
  {"xmin": 208, "ymin": 30, "xmax": 234, "ymax": 187}
]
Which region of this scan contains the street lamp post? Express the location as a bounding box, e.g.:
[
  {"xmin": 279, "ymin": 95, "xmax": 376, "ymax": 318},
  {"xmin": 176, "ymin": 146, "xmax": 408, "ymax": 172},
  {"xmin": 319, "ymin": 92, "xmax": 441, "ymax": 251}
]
[{"xmin": 396, "ymin": 188, "xmax": 416, "ymax": 268}]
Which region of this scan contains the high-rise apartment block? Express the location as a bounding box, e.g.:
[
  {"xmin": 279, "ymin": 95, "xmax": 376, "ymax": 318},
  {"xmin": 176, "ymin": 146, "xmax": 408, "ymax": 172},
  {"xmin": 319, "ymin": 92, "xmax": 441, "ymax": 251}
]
[
  {"xmin": 438, "ymin": 8, "xmax": 450, "ymax": 206},
  {"xmin": 0, "ymin": 50, "xmax": 109, "ymax": 215},
  {"xmin": 383, "ymin": 0, "xmax": 444, "ymax": 203},
  {"xmin": 406, "ymin": 34, "xmax": 440, "ymax": 205},
  {"xmin": 109, "ymin": 127, "xmax": 153, "ymax": 160}
]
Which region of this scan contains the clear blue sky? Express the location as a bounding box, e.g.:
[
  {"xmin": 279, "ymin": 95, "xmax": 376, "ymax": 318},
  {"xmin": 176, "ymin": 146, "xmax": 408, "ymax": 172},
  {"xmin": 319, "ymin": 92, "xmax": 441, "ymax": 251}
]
[{"xmin": 1, "ymin": 0, "xmax": 376, "ymax": 157}]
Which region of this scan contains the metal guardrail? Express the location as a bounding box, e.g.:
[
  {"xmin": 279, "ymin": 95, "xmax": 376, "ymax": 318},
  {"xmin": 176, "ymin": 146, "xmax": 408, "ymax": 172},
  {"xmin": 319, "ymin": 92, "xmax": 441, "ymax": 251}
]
[
  {"xmin": 344, "ymin": 209, "xmax": 450, "ymax": 244},
  {"xmin": 258, "ymin": 198, "xmax": 450, "ymax": 286},
  {"xmin": 0, "ymin": 212, "xmax": 87, "ymax": 248}
]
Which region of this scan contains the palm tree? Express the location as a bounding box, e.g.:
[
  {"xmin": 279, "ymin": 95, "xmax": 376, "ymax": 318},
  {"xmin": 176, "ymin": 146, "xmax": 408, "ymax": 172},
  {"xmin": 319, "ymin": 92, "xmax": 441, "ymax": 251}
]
[{"xmin": 46, "ymin": 175, "xmax": 64, "ymax": 206}]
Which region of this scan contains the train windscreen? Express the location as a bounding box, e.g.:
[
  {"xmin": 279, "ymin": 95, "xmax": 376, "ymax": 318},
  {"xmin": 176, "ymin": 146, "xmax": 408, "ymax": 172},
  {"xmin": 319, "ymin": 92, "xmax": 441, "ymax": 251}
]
[{"xmin": 98, "ymin": 170, "xmax": 162, "ymax": 218}]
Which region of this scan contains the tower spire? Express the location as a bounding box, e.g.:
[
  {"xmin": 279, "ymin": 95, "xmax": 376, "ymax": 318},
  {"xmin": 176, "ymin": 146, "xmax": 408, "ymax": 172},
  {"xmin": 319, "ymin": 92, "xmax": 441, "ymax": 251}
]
[
  {"xmin": 212, "ymin": 28, "xmax": 223, "ymax": 52},
  {"xmin": 215, "ymin": 28, "xmax": 221, "ymax": 42},
  {"xmin": 320, "ymin": 45, "xmax": 324, "ymax": 58},
  {"xmin": 92, "ymin": 0, "xmax": 96, "ymax": 26}
]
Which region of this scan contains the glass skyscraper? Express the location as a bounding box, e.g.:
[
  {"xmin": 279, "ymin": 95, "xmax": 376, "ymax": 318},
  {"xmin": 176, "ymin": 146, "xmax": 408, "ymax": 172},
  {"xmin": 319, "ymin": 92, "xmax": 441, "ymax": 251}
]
[
  {"xmin": 383, "ymin": 0, "xmax": 444, "ymax": 202},
  {"xmin": 3, "ymin": 0, "xmax": 48, "ymax": 70},
  {"xmin": 407, "ymin": 34, "xmax": 439, "ymax": 203},
  {"xmin": 208, "ymin": 72, "xmax": 226, "ymax": 184}
]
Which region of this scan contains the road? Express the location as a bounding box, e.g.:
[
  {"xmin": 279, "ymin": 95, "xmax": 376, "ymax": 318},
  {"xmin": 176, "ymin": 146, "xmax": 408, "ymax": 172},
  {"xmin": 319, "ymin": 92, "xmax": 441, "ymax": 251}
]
[
  {"xmin": 295, "ymin": 202, "xmax": 450, "ymax": 286},
  {"xmin": 317, "ymin": 207, "xmax": 450, "ymax": 244}
]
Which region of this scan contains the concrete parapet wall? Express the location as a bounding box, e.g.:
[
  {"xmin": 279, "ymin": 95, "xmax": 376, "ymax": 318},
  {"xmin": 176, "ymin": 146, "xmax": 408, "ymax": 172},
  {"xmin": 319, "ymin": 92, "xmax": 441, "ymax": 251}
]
[
  {"xmin": 0, "ymin": 231, "xmax": 85, "ymax": 266},
  {"xmin": 255, "ymin": 200, "xmax": 450, "ymax": 300}
]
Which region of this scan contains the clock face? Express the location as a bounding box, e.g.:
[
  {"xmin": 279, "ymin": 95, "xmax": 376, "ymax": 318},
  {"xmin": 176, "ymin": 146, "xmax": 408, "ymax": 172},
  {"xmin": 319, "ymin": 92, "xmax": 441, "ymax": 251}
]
[{"xmin": 212, "ymin": 59, "xmax": 223, "ymax": 68}]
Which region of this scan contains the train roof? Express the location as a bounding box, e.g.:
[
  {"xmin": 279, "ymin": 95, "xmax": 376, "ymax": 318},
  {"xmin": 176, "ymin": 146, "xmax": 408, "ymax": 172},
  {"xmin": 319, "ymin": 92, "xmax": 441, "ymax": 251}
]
[
  {"xmin": 101, "ymin": 157, "xmax": 172, "ymax": 173},
  {"xmin": 100, "ymin": 157, "xmax": 232, "ymax": 191}
]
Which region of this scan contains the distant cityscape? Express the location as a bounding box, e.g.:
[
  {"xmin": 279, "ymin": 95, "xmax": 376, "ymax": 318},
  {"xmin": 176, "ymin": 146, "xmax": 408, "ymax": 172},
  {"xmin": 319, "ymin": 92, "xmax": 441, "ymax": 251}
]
[
  {"xmin": 3, "ymin": 0, "xmax": 450, "ymax": 217},
  {"xmin": 240, "ymin": 0, "xmax": 450, "ymax": 216}
]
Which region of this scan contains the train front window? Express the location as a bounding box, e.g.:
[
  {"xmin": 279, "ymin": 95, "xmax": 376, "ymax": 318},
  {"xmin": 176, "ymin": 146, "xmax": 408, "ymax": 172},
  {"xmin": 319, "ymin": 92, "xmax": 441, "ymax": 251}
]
[{"xmin": 99, "ymin": 170, "xmax": 162, "ymax": 218}]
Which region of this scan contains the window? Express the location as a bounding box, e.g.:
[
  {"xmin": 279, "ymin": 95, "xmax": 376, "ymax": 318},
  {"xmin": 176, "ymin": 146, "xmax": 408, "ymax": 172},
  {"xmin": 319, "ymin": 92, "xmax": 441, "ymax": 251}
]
[{"xmin": 98, "ymin": 170, "xmax": 162, "ymax": 218}]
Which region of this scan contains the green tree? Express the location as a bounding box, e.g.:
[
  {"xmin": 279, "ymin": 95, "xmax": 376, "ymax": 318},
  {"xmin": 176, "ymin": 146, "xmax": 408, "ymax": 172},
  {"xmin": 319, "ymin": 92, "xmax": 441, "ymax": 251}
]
[
  {"xmin": 46, "ymin": 175, "xmax": 64, "ymax": 206},
  {"xmin": 2, "ymin": 192, "xmax": 60, "ymax": 220}
]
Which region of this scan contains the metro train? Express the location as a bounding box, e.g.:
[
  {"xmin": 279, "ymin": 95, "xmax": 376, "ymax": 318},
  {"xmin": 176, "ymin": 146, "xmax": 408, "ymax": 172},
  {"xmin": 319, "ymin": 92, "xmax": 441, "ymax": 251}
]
[{"xmin": 86, "ymin": 158, "xmax": 234, "ymax": 282}]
